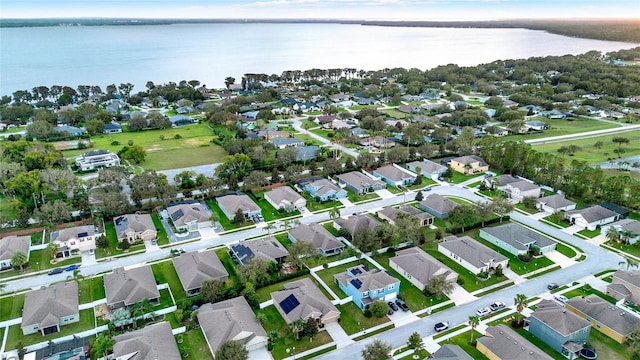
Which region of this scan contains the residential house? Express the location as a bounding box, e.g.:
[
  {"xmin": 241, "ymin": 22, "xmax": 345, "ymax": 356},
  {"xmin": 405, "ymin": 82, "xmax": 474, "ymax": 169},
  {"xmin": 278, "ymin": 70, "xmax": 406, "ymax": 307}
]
[
  {"xmin": 377, "ymin": 205, "xmax": 434, "ymax": 227},
  {"xmin": 537, "ymin": 194, "xmax": 576, "ymax": 213},
  {"xmin": 113, "ymin": 322, "xmax": 180, "ymax": 360},
  {"xmin": 272, "ymin": 278, "xmax": 340, "ymax": 326},
  {"xmin": 419, "ymin": 193, "xmax": 458, "ymax": 219},
  {"xmin": 198, "ymin": 296, "xmax": 268, "ymax": 354},
  {"xmin": 230, "ymin": 237, "xmax": 290, "ymax": 265},
  {"xmin": 21, "ymin": 282, "xmax": 79, "ymax": 335},
  {"xmin": 361, "ymin": 136, "xmax": 396, "ymax": 148},
  {"xmin": 373, "ymin": 164, "xmax": 417, "ymax": 188},
  {"xmin": 336, "ymin": 171, "xmax": 386, "ymax": 195},
  {"xmin": 528, "ymin": 299, "xmax": 591, "ymax": 360},
  {"xmin": 601, "ymin": 219, "xmax": 640, "ymax": 245},
  {"xmin": 525, "ymin": 120, "xmax": 549, "ymax": 131},
  {"xmin": 405, "ymin": 160, "xmax": 446, "ymax": 180},
  {"xmin": 484, "ymin": 175, "xmax": 541, "ymax": 203},
  {"xmin": 75, "ymin": 149, "xmax": 120, "ymax": 171},
  {"xmin": 449, "ymin": 155, "xmax": 489, "ymax": 175},
  {"xmin": 242, "ymin": 110, "xmax": 259, "ymax": 120},
  {"xmin": 479, "ymin": 222, "xmax": 556, "ymax": 256},
  {"xmin": 334, "ymin": 214, "xmax": 382, "ymax": 238},
  {"xmin": 600, "ymin": 202, "xmax": 630, "ymax": 219},
  {"xmin": 438, "ymin": 235, "xmax": 509, "ymax": 274},
  {"xmin": 264, "ymin": 186, "xmax": 306, "ymax": 211},
  {"xmin": 53, "ymin": 125, "xmax": 87, "ymax": 138},
  {"xmin": 103, "ymin": 122, "xmax": 122, "ymax": 134},
  {"xmin": 113, "ymin": 213, "xmax": 157, "ymax": 244},
  {"xmin": 50, "ymin": 224, "xmax": 97, "ymax": 258},
  {"xmin": 288, "ymin": 223, "xmax": 344, "ymax": 256},
  {"xmin": 0, "ymin": 235, "xmax": 30, "ymax": 270},
  {"xmin": 476, "ymin": 325, "xmax": 553, "ymax": 360},
  {"xmin": 166, "ymin": 201, "xmax": 212, "ymax": 232},
  {"xmin": 566, "ymin": 294, "xmax": 640, "ymax": 343},
  {"xmin": 169, "ymin": 115, "xmax": 194, "ymax": 127},
  {"xmin": 295, "ymin": 146, "xmax": 319, "ymax": 162},
  {"xmin": 389, "ymin": 247, "xmax": 457, "ymax": 291},
  {"xmin": 216, "ymin": 193, "xmax": 262, "ymax": 222},
  {"xmin": 270, "ymin": 137, "xmax": 304, "ymax": 149},
  {"xmin": 173, "ymin": 249, "xmax": 228, "ymax": 296},
  {"xmin": 316, "ymin": 115, "xmax": 336, "ymax": 126},
  {"xmin": 257, "ymin": 129, "xmax": 289, "ymax": 140},
  {"xmin": 104, "ymin": 266, "xmax": 160, "ymax": 309},
  {"xmin": 334, "ymin": 264, "xmax": 400, "ymax": 310},
  {"xmin": 299, "ymin": 177, "xmax": 347, "ymax": 202},
  {"xmin": 606, "ymin": 270, "xmax": 640, "ymax": 303},
  {"xmin": 565, "ymin": 205, "xmax": 619, "ymax": 231},
  {"xmin": 430, "ymin": 345, "xmax": 473, "ymax": 360}
]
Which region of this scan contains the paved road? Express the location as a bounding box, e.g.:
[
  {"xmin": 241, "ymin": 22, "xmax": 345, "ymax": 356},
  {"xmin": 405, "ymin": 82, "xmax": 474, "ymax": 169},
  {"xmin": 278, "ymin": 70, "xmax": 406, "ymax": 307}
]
[
  {"xmin": 289, "ymin": 117, "xmax": 360, "ymax": 158},
  {"xmin": 523, "ymin": 124, "xmax": 640, "ymax": 145}
]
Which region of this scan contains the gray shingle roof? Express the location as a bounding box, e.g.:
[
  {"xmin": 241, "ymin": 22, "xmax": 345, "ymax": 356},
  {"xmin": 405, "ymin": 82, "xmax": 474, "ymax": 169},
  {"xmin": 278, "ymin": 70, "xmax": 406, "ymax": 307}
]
[
  {"xmin": 374, "ymin": 165, "xmax": 416, "ymax": 182},
  {"xmin": 378, "ymin": 205, "xmax": 433, "ymax": 224},
  {"xmin": 610, "ymin": 219, "xmax": 640, "ymax": 236},
  {"xmin": 334, "ymin": 265, "xmax": 399, "ymax": 291},
  {"xmin": 113, "ymin": 213, "xmax": 155, "ymax": 240},
  {"xmin": 451, "ymin": 155, "xmax": 488, "ymax": 167},
  {"xmin": 334, "ymin": 214, "xmax": 381, "ymax": 236},
  {"xmin": 113, "ymin": 321, "xmax": 180, "ymax": 360},
  {"xmin": 478, "ymin": 325, "xmax": 553, "ymax": 360},
  {"xmin": 270, "ymin": 137, "xmax": 304, "ymax": 147},
  {"xmin": 289, "ymin": 223, "xmax": 344, "ymax": 253},
  {"xmin": 306, "ymin": 178, "xmax": 342, "ymax": 197},
  {"xmin": 612, "ymin": 270, "xmax": 640, "ymax": 288},
  {"xmin": 22, "ymin": 282, "xmax": 78, "ymax": 328},
  {"xmin": 390, "ymin": 247, "xmax": 456, "ymax": 286},
  {"xmin": 530, "ymin": 299, "xmax": 591, "ymax": 336},
  {"xmin": 420, "ymin": 194, "xmax": 457, "ymax": 215},
  {"xmin": 0, "ymin": 235, "xmax": 30, "ymax": 261},
  {"xmin": 481, "ymin": 223, "xmax": 556, "ymax": 251},
  {"xmin": 173, "ymin": 250, "xmax": 228, "ymax": 292},
  {"xmin": 536, "ymin": 194, "xmax": 575, "ymax": 209},
  {"xmin": 271, "ymin": 278, "xmax": 339, "ymax": 324},
  {"xmin": 567, "ymin": 294, "xmax": 640, "ymax": 336},
  {"xmin": 336, "ymin": 171, "xmax": 385, "ymax": 191},
  {"xmin": 198, "ymin": 296, "xmax": 267, "ymax": 353},
  {"xmin": 230, "ymin": 237, "xmax": 289, "ymax": 264},
  {"xmin": 104, "ymin": 266, "xmax": 159, "ymax": 307},
  {"xmin": 440, "ymin": 235, "xmax": 508, "ymax": 268},
  {"xmin": 50, "ymin": 225, "xmax": 95, "ymax": 243},
  {"xmin": 166, "ymin": 201, "xmax": 210, "ymax": 228},
  {"xmin": 431, "ymin": 344, "xmax": 473, "ymax": 360},
  {"xmin": 216, "ymin": 194, "xmax": 260, "ymax": 215},
  {"xmin": 405, "ymin": 160, "xmax": 445, "ymax": 175},
  {"xmin": 264, "ymin": 187, "xmax": 304, "ymax": 207},
  {"xmin": 566, "ymin": 205, "xmax": 618, "ymax": 223}
]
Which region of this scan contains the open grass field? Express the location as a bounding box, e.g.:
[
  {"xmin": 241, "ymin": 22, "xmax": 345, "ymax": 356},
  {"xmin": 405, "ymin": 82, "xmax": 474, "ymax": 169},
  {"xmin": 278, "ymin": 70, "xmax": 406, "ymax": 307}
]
[
  {"xmin": 531, "ymin": 129, "xmax": 640, "ymax": 165},
  {"xmin": 511, "ymin": 117, "xmax": 620, "ymax": 141},
  {"xmin": 379, "ymin": 108, "xmax": 408, "ymax": 119},
  {"xmin": 59, "ymin": 123, "xmax": 227, "ymax": 170}
]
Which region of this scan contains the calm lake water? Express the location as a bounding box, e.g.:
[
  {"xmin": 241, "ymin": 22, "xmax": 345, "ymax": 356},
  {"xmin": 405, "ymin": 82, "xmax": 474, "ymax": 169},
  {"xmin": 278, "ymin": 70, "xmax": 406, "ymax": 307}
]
[{"xmin": 1, "ymin": 23, "xmax": 638, "ymax": 95}]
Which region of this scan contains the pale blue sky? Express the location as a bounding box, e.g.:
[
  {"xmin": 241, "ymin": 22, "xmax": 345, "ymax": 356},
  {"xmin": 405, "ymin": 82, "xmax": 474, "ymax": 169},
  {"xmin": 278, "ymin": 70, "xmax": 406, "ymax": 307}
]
[{"xmin": 2, "ymin": 0, "xmax": 638, "ymax": 20}]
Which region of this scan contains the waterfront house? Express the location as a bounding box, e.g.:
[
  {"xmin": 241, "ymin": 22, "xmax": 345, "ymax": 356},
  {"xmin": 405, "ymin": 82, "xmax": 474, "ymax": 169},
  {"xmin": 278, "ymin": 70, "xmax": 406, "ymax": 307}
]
[
  {"xmin": 173, "ymin": 249, "xmax": 228, "ymax": 297},
  {"xmin": 198, "ymin": 296, "xmax": 268, "ymax": 354},
  {"xmin": 334, "ymin": 264, "xmax": 400, "ymax": 310},
  {"xmin": 438, "ymin": 235, "xmax": 508, "ymax": 274},
  {"xmin": 22, "ymin": 282, "xmax": 79, "ymax": 336},
  {"xmin": 272, "ymin": 278, "xmax": 340, "ymax": 326},
  {"xmin": 389, "ymin": 247, "xmax": 457, "ymax": 291}
]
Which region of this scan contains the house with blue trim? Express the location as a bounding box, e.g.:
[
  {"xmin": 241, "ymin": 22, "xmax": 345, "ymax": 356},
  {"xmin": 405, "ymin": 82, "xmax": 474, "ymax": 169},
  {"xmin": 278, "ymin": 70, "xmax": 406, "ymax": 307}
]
[
  {"xmin": 299, "ymin": 177, "xmax": 346, "ymax": 202},
  {"xmin": 528, "ymin": 299, "xmax": 591, "ymax": 360},
  {"xmin": 334, "ymin": 265, "xmax": 400, "ymax": 310}
]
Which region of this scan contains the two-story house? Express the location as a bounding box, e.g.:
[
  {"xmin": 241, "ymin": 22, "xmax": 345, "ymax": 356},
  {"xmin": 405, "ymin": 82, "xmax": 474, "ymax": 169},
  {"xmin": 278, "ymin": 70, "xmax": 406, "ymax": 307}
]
[
  {"xmin": 50, "ymin": 225, "xmax": 97, "ymax": 258},
  {"xmin": 334, "ymin": 265, "xmax": 400, "ymax": 310},
  {"xmin": 449, "ymin": 155, "xmax": 489, "ymax": 175},
  {"xmin": 0, "ymin": 235, "xmax": 30, "ymax": 270}
]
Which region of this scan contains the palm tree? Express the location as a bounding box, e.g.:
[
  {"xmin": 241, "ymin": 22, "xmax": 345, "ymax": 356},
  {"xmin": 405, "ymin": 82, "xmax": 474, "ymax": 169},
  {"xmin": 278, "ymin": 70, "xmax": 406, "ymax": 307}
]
[
  {"xmin": 264, "ymin": 223, "xmax": 276, "ymax": 236},
  {"xmin": 514, "ymin": 293, "xmax": 528, "ymax": 325},
  {"xmin": 328, "ymin": 206, "xmax": 341, "ymax": 221},
  {"xmin": 606, "ymin": 227, "xmax": 621, "ymax": 244},
  {"xmin": 47, "ymin": 242, "xmax": 58, "ymax": 260},
  {"xmin": 468, "ymin": 315, "xmax": 480, "ymax": 344},
  {"xmin": 289, "ymin": 318, "xmax": 304, "ymax": 340},
  {"xmin": 620, "ymin": 257, "xmax": 640, "ymax": 271},
  {"xmin": 426, "ymin": 274, "xmax": 455, "ymax": 300},
  {"xmin": 11, "ymin": 251, "xmax": 28, "ymax": 272},
  {"xmin": 621, "ymin": 230, "xmax": 636, "ymax": 245},
  {"xmin": 67, "ymin": 269, "xmax": 84, "ymax": 282},
  {"xmin": 131, "ymin": 298, "xmax": 154, "ymax": 328}
]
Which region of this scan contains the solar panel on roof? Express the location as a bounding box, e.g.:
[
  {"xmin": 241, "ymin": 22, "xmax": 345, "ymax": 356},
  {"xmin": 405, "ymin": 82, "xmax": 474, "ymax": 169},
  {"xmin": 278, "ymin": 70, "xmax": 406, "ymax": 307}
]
[
  {"xmin": 171, "ymin": 209, "xmax": 184, "ymax": 221},
  {"xmin": 350, "ymin": 279, "xmax": 363, "ymax": 289},
  {"xmin": 350, "ymin": 268, "xmax": 362, "ymax": 275},
  {"xmin": 279, "ymin": 294, "xmax": 300, "ymax": 314},
  {"xmin": 77, "ymin": 232, "xmax": 88, "ymax": 237}
]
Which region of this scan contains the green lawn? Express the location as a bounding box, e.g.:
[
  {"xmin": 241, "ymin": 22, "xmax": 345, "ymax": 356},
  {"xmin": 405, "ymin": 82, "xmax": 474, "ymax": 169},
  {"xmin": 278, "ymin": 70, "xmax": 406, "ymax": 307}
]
[
  {"xmin": 577, "ymin": 228, "xmax": 601, "ymax": 238},
  {"xmin": 151, "ymin": 213, "xmax": 169, "ymax": 246},
  {"xmin": 444, "ymin": 171, "xmax": 480, "ymax": 184},
  {"xmin": 605, "ymin": 241, "xmax": 640, "ymax": 259},
  {"xmin": 424, "ymin": 246, "xmax": 506, "ymax": 292},
  {"xmin": 0, "ymin": 195, "xmax": 17, "ymax": 220},
  {"xmin": 563, "ymin": 285, "xmax": 618, "ymax": 304},
  {"xmin": 513, "ymin": 117, "xmax": 620, "ymax": 141},
  {"xmin": 77, "ymin": 276, "xmax": 106, "ymax": 304},
  {"xmin": 336, "ymin": 302, "xmax": 390, "ymax": 335},
  {"xmin": 440, "ymin": 330, "xmax": 488, "ymax": 360},
  {"xmin": 156, "ymin": 288, "xmax": 174, "ymax": 308},
  {"xmin": 586, "ymin": 324, "xmax": 635, "ymax": 360},
  {"xmin": 300, "ymin": 192, "xmax": 342, "ymax": 212},
  {"xmin": 314, "ymin": 260, "xmax": 376, "ymax": 299},
  {"xmin": 255, "ymin": 275, "xmax": 325, "ymax": 303},
  {"xmin": 532, "ymin": 130, "xmax": 640, "ymax": 165},
  {"xmin": 215, "ymin": 248, "xmax": 240, "ymax": 288},
  {"xmin": 0, "ymin": 293, "xmax": 25, "ymax": 321},
  {"xmin": 249, "ymin": 190, "xmax": 300, "ymax": 222},
  {"xmin": 30, "ymin": 248, "xmax": 81, "ymax": 271},
  {"xmin": 254, "ymin": 305, "xmax": 333, "ymax": 360},
  {"xmin": 379, "ymin": 109, "xmax": 408, "ymax": 119},
  {"xmin": 150, "ymin": 260, "xmax": 187, "ymax": 302},
  {"xmin": 346, "ymin": 189, "xmax": 380, "ymax": 204},
  {"xmin": 541, "ymin": 214, "xmax": 571, "ymax": 228},
  {"xmin": 177, "ymin": 328, "xmax": 213, "ymax": 359},
  {"xmin": 555, "ymin": 242, "xmax": 577, "ymax": 258},
  {"xmin": 205, "ymin": 199, "xmax": 242, "ymax": 231},
  {"xmin": 5, "ymin": 308, "xmax": 95, "ymax": 349}
]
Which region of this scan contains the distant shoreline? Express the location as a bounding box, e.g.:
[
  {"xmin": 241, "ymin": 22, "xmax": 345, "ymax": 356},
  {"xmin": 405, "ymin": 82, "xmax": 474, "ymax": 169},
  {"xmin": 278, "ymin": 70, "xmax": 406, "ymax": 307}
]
[{"xmin": 2, "ymin": 18, "xmax": 639, "ymax": 43}]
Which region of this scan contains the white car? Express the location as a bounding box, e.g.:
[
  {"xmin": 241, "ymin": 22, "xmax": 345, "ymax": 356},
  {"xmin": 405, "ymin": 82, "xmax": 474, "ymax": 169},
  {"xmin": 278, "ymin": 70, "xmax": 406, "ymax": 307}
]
[
  {"xmin": 476, "ymin": 307, "xmax": 492, "ymax": 317},
  {"xmin": 554, "ymin": 295, "xmax": 568, "ymax": 304},
  {"xmin": 489, "ymin": 301, "xmax": 506, "ymax": 311}
]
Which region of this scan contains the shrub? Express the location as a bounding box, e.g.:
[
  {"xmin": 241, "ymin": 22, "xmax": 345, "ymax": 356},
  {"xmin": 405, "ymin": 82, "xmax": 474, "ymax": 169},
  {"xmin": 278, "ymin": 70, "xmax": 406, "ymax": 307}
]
[
  {"xmin": 174, "ymin": 134, "xmax": 182, "ymax": 139},
  {"xmin": 363, "ymin": 309, "xmax": 373, "ymax": 318},
  {"xmin": 111, "ymin": 140, "xmax": 120, "ymax": 146},
  {"xmin": 477, "ymin": 271, "xmax": 489, "ymax": 279},
  {"xmin": 457, "ymin": 278, "xmax": 465, "ymax": 285}
]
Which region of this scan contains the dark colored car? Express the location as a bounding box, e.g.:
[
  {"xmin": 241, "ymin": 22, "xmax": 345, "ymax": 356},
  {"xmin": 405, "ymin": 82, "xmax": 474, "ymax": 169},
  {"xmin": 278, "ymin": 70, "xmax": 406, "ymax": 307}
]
[
  {"xmin": 434, "ymin": 321, "xmax": 449, "ymax": 332},
  {"xmin": 395, "ymin": 298, "xmax": 410, "ymax": 312},
  {"xmin": 387, "ymin": 306, "xmax": 394, "ymax": 316},
  {"xmin": 65, "ymin": 264, "xmax": 80, "ymax": 272},
  {"xmin": 547, "ymin": 283, "xmax": 559, "ymax": 290},
  {"xmin": 48, "ymin": 268, "xmax": 63, "ymax": 275},
  {"xmin": 388, "ymin": 301, "xmax": 399, "ymax": 311}
]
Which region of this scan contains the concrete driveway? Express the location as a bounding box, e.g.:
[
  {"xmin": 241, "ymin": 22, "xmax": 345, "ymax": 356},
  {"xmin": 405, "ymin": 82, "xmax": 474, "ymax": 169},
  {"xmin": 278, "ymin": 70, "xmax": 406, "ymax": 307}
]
[
  {"xmin": 447, "ymin": 283, "xmax": 477, "ymax": 305},
  {"xmin": 81, "ymin": 251, "xmax": 97, "ymax": 266},
  {"xmin": 324, "ymin": 322, "xmax": 353, "ymax": 349},
  {"xmin": 544, "ymin": 250, "xmax": 576, "ymax": 268}
]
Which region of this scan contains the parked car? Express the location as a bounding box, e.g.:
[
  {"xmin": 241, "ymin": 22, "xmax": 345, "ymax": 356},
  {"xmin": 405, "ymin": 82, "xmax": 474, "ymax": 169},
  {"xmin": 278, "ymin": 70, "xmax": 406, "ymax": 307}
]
[
  {"xmin": 489, "ymin": 301, "xmax": 506, "ymax": 311},
  {"xmin": 388, "ymin": 301, "xmax": 399, "ymax": 311},
  {"xmin": 395, "ymin": 298, "xmax": 410, "ymax": 312},
  {"xmin": 47, "ymin": 268, "xmax": 63, "ymax": 275},
  {"xmin": 554, "ymin": 295, "xmax": 568, "ymax": 304},
  {"xmin": 65, "ymin": 264, "xmax": 80, "ymax": 272},
  {"xmin": 151, "ymin": 239, "xmax": 157, "ymax": 245},
  {"xmin": 476, "ymin": 307, "xmax": 492, "ymax": 317},
  {"xmin": 387, "ymin": 306, "xmax": 394, "ymax": 316},
  {"xmin": 547, "ymin": 283, "xmax": 559, "ymax": 290},
  {"xmin": 434, "ymin": 321, "xmax": 449, "ymax": 332}
]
